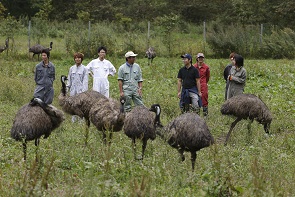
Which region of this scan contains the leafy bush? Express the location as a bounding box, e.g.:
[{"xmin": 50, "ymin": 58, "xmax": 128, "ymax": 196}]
[
  {"xmin": 258, "ymin": 28, "xmax": 295, "ymax": 59},
  {"xmin": 206, "ymin": 23, "xmax": 261, "ymax": 58}
]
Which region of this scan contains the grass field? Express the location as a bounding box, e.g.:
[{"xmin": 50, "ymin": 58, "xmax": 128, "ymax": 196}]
[{"xmin": 0, "ymin": 52, "xmax": 294, "ymax": 196}]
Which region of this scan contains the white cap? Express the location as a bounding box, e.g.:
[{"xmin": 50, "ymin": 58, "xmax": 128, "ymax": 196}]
[
  {"xmin": 125, "ymin": 51, "xmax": 138, "ymax": 58},
  {"xmin": 197, "ymin": 53, "xmax": 205, "ymax": 58}
]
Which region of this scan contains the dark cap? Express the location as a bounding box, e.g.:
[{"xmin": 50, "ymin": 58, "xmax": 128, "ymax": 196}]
[{"xmin": 181, "ymin": 54, "xmax": 192, "ymax": 60}]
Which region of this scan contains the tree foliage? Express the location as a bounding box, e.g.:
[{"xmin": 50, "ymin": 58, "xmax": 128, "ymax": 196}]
[{"xmin": 0, "ymin": 0, "xmax": 294, "ymax": 30}]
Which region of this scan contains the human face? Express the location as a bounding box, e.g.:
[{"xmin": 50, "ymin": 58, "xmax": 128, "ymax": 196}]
[
  {"xmin": 230, "ymin": 57, "xmax": 235, "ymax": 64},
  {"xmin": 75, "ymin": 57, "xmax": 82, "ymax": 66},
  {"xmin": 182, "ymin": 58, "xmax": 191, "ymax": 66},
  {"xmin": 197, "ymin": 57, "xmax": 204, "ymax": 63},
  {"xmin": 98, "ymin": 49, "xmax": 106, "ymax": 60},
  {"xmin": 42, "ymin": 53, "xmax": 48, "ymax": 62},
  {"xmin": 127, "ymin": 56, "xmax": 136, "ymax": 64}
]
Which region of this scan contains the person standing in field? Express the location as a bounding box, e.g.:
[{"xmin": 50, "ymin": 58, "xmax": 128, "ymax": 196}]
[
  {"xmin": 223, "ymin": 52, "xmax": 236, "ymax": 100},
  {"xmin": 67, "ymin": 52, "xmax": 88, "ymax": 122},
  {"xmin": 178, "ymin": 53, "xmax": 202, "ymax": 114},
  {"xmin": 118, "ymin": 51, "xmax": 144, "ymax": 112},
  {"xmin": 194, "ymin": 52, "xmax": 210, "ymax": 117},
  {"xmin": 227, "ymin": 54, "xmax": 246, "ymax": 99},
  {"xmin": 86, "ymin": 46, "xmax": 116, "ymax": 98},
  {"xmin": 33, "ymin": 49, "xmax": 55, "ymax": 104}
]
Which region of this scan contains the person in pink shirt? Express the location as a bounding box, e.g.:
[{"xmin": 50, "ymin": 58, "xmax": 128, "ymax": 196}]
[{"xmin": 194, "ymin": 53, "xmax": 210, "ymax": 117}]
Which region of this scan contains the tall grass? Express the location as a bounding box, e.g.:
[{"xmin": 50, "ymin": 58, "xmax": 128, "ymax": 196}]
[{"xmin": 0, "ymin": 38, "xmax": 295, "ymax": 196}]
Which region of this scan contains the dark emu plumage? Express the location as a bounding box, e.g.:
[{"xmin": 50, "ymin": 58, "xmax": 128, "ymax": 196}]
[
  {"xmin": 123, "ymin": 104, "xmax": 161, "ymax": 160},
  {"xmin": 155, "ymin": 109, "xmax": 214, "ymax": 171},
  {"xmin": 11, "ymin": 98, "xmax": 65, "ymax": 160},
  {"xmin": 221, "ymin": 94, "xmax": 272, "ymax": 146},
  {"xmin": 89, "ymin": 96, "xmax": 126, "ymax": 145},
  {"xmin": 0, "ymin": 38, "xmax": 9, "ymax": 53},
  {"xmin": 29, "ymin": 41, "xmax": 53, "ymax": 60},
  {"xmin": 58, "ymin": 75, "xmax": 108, "ymax": 145}
]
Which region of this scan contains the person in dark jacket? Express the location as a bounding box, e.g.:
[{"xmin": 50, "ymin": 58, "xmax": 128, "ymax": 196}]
[{"xmin": 33, "ymin": 49, "xmax": 55, "ymax": 104}]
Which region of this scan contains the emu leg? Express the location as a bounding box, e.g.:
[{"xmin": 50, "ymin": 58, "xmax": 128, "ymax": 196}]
[
  {"xmin": 23, "ymin": 141, "xmax": 27, "ymax": 161},
  {"xmin": 264, "ymin": 123, "xmax": 270, "ymax": 134},
  {"xmin": 247, "ymin": 119, "xmax": 254, "ymax": 134},
  {"xmin": 224, "ymin": 117, "xmax": 242, "ymax": 146},
  {"xmin": 35, "ymin": 138, "xmax": 40, "ymax": 162},
  {"xmin": 84, "ymin": 119, "xmax": 90, "ymax": 146},
  {"xmin": 190, "ymin": 151, "xmax": 197, "ymax": 171},
  {"xmin": 141, "ymin": 138, "xmax": 148, "ymax": 160},
  {"xmin": 178, "ymin": 148, "xmax": 185, "ymax": 162},
  {"xmin": 108, "ymin": 132, "xmax": 113, "ymax": 146},
  {"xmin": 102, "ymin": 132, "xmax": 107, "ymax": 145},
  {"xmin": 132, "ymin": 138, "xmax": 137, "ymax": 160}
]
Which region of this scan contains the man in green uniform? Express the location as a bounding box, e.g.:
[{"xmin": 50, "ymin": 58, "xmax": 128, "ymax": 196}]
[{"xmin": 118, "ymin": 51, "xmax": 144, "ymax": 112}]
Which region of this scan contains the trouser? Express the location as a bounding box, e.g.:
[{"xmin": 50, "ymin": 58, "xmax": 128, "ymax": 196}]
[
  {"xmin": 34, "ymin": 86, "xmax": 54, "ymax": 104},
  {"xmin": 123, "ymin": 89, "xmax": 144, "ymax": 112},
  {"xmin": 180, "ymin": 92, "xmax": 200, "ymax": 114}
]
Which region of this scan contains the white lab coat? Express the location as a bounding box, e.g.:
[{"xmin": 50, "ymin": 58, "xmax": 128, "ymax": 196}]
[{"xmin": 86, "ymin": 58, "xmax": 116, "ymax": 97}]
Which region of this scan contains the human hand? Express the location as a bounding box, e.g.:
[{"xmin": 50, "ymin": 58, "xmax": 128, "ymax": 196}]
[{"xmin": 229, "ymin": 75, "xmax": 232, "ymax": 80}]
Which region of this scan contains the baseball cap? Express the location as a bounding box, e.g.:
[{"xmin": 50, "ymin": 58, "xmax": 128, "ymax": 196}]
[
  {"xmin": 180, "ymin": 54, "xmax": 192, "ymax": 60},
  {"xmin": 197, "ymin": 53, "xmax": 205, "ymax": 58},
  {"xmin": 125, "ymin": 51, "xmax": 138, "ymax": 58}
]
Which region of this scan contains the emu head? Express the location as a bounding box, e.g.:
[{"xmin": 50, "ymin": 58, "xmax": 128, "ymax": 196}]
[
  {"xmin": 119, "ymin": 96, "xmax": 126, "ymax": 113},
  {"xmin": 60, "ymin": 75, "xmax": 68, "ymax": 96},
  {"xmin": 149, "ymin": 104, "xmax": 162, "ymax": 126},
  {"xmin": 29, "ymin": 97, "xmax": 47, "ymax": 109},
  {"xmin": 264, "ymin": 123, "xmax": 271, "ymax": 134},
  {"xmin": 120, "ymin": 96, "xmax": 126, "ymax": 105}
]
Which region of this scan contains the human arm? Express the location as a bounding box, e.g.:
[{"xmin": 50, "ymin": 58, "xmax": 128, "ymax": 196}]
[
  {"xmin": 118, "ymin": 80, "xmax": 124, "ymax": 97},
  {"xmin": 177, "ymin": 78, "xmax": 182, "ymax": 99},
  {"xmin": 230, "ymin": 68, "xmax": 246, "ymax": 84},
  {"xmin": 109, "ymin": 62, "xmax": 116, "ymax": 76},
  {"xmin": 82, "ymin": 67, "xmax": 89, "ymax": 92},
  {"xmin": 67, "ymin": 67, "xmax": 72, "ymax": 90},
  {"xmin": 206, "ymin": 67, "xmax": 210, "ymax": 83},
  {"xmin": 196, "ymin": 78, "xmax": 202, "ymax": 97},
  {"xmin": 138, "ymin": 81, "xmax": 143, "ymax": 96},
  {"xmin": 85, "ymin": 62, "xmax": 93, "ymax": 77}
]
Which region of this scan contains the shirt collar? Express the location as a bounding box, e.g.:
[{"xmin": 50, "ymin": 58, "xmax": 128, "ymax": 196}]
[
  {"xmin": 126, "ymin": 62, "xmax": 133, "ymax": 67},
  {"xmin": 42, "ymin": 61, "xmax": 51, "ymax": 68}
]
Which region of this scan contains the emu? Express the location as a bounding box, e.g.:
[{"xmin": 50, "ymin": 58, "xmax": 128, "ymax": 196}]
[
  {"xmin": 89, "ymin": 96, "xmax": 126, "ymax": 145},
  {"xmin": 221, "ymin": 94, "xmax": 272, "ymax": 145},
  {"xmin": 58, "ymin": 75, "xmax": 108, "ymax": 145},
  {"xmin": 29, "ymin": 41, "xmax": 53, "ymax": 60},
  {"xmin": 145, "ymin": 47, "xmax": 156, "ymax": 66},
  {"xmin": 123, "ymin": 104, "xmax": 161, "ymax": 160},
  {"xmin": 155, "ymin": 110, "xmax": 214, "ymax": 171},
  {"xmin": 11, "ymin": 98, "xmax": 65, "ymax": 160},
  {"xmin": 0, "ymin": 38, "xmax": 9, "ymax": 53}
]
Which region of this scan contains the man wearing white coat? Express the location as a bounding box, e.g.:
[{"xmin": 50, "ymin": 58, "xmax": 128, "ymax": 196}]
[{"xmin": 86, "ymin": 46, "xmax": 116, "ymax": 98}]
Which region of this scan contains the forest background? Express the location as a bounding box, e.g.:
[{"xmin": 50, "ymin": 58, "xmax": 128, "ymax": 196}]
[{"xmin": 1, "ymin": 0, "xmax": 295, "ymax": 59}]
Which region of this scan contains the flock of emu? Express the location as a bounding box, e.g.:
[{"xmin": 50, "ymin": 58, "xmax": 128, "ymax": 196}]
[
  {"xmin": 9, "ymin": 43, "xmax": 272, "ymax": 169},
  {"xmin": 10, "ymin": 72, "xmax": 272, "ymax": 170}
]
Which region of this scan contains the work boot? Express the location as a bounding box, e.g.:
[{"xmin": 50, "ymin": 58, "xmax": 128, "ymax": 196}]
[{"xmin": 203, "ymin": 106, "xmax": 208, "ymax": 117}]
